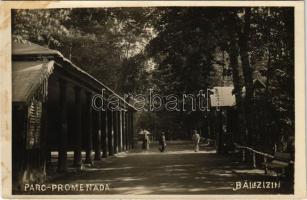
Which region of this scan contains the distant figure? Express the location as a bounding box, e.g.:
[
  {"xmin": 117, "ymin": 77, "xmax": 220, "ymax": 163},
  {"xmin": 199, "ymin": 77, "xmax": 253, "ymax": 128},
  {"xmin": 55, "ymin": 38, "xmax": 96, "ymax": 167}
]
[
  {"xmin": 192, "ymin": 130, "xmax": 200, "ymax": 152},
  {"xmin": 142, "ymin": 137, "xmax": 146, "ymax": 150},
  {"xmin": 145, "ymin": 132, "xmax": 150, "ymax": 150},
  {"xmin": 142, "ymin": 129, "xmax": 150, "ymax": 151},
  {"xmin": 159, "ymin": 132, "xmax": 167, "ymax": 152}
]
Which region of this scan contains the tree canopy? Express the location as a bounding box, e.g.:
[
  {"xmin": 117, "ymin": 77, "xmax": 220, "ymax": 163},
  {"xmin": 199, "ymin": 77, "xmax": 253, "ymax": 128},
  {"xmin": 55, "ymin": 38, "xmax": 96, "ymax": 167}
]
[{"xmin": 12, "ymin": 7, "xmax": 294, "ymax": 152}]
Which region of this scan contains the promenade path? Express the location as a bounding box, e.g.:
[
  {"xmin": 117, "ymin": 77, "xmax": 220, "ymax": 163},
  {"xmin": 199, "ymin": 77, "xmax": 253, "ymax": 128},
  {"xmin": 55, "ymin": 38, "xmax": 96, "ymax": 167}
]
[{"xmin": 45, "ymin": 141, "xmax": 293, "ymax": 195}]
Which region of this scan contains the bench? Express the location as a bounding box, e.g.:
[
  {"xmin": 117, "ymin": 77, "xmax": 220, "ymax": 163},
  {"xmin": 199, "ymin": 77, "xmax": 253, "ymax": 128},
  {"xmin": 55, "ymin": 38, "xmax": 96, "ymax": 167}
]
[{"xmin": 262, "ymin": 152, "xmax": 292, "ymax": 177}]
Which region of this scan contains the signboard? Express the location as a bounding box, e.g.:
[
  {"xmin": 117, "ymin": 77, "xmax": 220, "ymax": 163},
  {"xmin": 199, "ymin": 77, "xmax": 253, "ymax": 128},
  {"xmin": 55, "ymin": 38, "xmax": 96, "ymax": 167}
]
[{"xmin": 210, "ymin": 86, "xmax": 236, "ymax": 107}]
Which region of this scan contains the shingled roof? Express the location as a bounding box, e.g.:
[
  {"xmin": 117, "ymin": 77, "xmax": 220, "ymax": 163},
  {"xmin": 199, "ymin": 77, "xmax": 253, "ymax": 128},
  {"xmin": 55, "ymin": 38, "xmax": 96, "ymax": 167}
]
[
  {"xmin": 12, "ymin": 41, "xmax": 61, "ymax": 56},
  {"xmin": 12, "ymin": 60, "xmax": 54, "ymax": 103},
  {"xmin": 12, "ymin": 41, "xmax": 136, "ymax": 110}
]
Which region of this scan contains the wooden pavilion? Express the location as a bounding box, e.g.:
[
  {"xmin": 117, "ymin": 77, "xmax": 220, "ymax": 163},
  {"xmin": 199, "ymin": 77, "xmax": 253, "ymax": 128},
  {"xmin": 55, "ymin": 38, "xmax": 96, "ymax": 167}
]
[{"xmin": 12, "ymin": 41, "xmax": 136, "ymax": 191}]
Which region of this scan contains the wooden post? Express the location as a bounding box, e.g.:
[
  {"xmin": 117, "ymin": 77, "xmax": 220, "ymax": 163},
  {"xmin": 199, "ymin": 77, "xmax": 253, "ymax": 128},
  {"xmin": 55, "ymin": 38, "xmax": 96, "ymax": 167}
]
[
  {"xmin": 125, "ymin": 111, "xmax": 129, "ymax": 150},
  {"xmin": 73, "ymin": 87, "xmax": 82, "ymax": 167},
  {"xmin": 41, "ymin": 94, "xmax": 48, "ymax": 179},
  {"xmin": 116, "ymin": 111, "xmax": 119, "ymax": 153},
  {"xmin": 118, "ymin": 110, "xmax": 123, "ymax": 152},
  {"xmin": 128, "ymin": 112, "xmax": 132, "ymax": 149},
  {"xmin": 264, "ymin": 156, "xmax": 268, "ymax": 174},
  {"xmin": 253, "ymin": 151, "xmax": 256, "ymax": 168},
  {"xmin": 94, "ymin": 110, "xmax": 102, "ymax": 160},
  {"xmin": 47, "ymin": 150, "xmax": 52, "ymax": 166},
  {"xmin": 57, "ymin": 80, "xmax": 68, "ymax": 172},
  {"xmin": 108, "ymin": 110, "xmax": 114, "ymax": 156},
  {"xmin": 113, "ymin": 111, "xmax": 118, "ymax": 154},
  {"xmin": 131, "ymin": 112, "xmax": 134, "ymax": 149},
  {"xmin": 242, "ymin": 149, "xmax": 246, "ymax": 162},
  {"xmin": 121, "ymin": 110, "xmax": 126, "ymax": 151},
  {"xmin": 84, "ymin": 92, "xmax": 93, "ymax": 165},
  {"xmin": 102, "ymin": 110, "xmax": 108, "ymax": 158},
  {"xmin": 123, "ymin": 111, "xmax": 126, "ymax": 150},
  {"xmin": 124, "ymin": 111, "xmax": 127, "ymax": 151}
]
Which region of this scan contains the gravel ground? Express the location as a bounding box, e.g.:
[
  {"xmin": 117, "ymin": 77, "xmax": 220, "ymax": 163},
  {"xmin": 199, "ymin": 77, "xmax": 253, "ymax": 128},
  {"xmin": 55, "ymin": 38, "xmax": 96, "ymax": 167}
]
[{"xmin": 30, "ymin": 141, "xmax": 293, "ymax": 195}]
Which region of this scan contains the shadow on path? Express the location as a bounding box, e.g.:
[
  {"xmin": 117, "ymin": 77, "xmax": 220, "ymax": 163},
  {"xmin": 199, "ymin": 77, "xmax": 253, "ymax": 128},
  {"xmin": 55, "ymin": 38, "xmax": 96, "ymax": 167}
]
[{"xmin": 42, "ymin": 141, "xmax": 293, "ymax": 195}]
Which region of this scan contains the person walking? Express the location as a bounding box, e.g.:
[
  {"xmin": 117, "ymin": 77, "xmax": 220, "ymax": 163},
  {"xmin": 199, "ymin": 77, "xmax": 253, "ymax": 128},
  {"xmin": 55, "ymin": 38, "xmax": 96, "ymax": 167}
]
[
  {"xmin": 145, "ymin": 131, "xmax": 150, "ymax": 150},
  {"xmin": 140, "ymin": 129, "xmax": 151, "ymax": 151},
  {"xmin": 142, "ymin": 135, "xmax": 147, "ymax": 151},
  {"xmin": 159, "ymin": 132, "xmax": 166, "ymax": 152},
  {"xmin": 192, "ymin": 130, "xmax": 200, "ymax": 152}
]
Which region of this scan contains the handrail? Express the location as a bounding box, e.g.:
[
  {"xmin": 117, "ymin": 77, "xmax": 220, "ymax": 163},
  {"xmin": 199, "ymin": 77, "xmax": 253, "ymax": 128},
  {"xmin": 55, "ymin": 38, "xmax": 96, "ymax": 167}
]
[
  {"xmin": 234, "ymin": 143, "xmax": 294, "ymax": 164},
  {"xmin": 234, "ymin": 143, "xmax": 274, "ymax": 158}
]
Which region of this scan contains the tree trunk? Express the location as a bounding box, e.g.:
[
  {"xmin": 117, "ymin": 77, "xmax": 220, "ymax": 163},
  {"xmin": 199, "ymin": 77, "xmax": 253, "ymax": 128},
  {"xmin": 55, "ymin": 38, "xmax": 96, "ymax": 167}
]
[
  {"xmin": 263, "ymin": 48, "xmax": 272, "ymax": 151},
  {"xmin": 227, "ymin": 11, "xmax": 245, "ymax": 145},
  {"xmin": 237, "ymin": 8, "xmax": 254, "ymax": 146},
  {"xmin": 228, "ymin": 39, "xmax": 244, "ymax": 144}
]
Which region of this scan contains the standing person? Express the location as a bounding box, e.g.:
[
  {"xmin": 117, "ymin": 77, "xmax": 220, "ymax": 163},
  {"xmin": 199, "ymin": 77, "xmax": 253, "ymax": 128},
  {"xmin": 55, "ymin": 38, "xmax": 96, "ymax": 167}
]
[
  {"xmin": 192, "ymin": 130, "xmax": 200, "ymax": 152},
  {"xmin": 142, "ymin": 135, "xmax": 147, "ymax": 151},
  {"xmin": 159, "ymin": 132, "xmax": 166, "ymax": 152},
  {"xmin": 140, "ymin": 129, "xmax": 147, "ymax": 151},
  {"xmin": 144, "ymin": 130, "xmax": 150, "ymax": 150}
]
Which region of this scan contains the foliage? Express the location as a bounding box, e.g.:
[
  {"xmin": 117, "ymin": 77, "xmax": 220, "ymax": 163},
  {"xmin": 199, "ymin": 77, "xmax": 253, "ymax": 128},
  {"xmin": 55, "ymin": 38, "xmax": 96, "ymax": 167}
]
[
  {"xmin": 12, "ymin": 9, "xmax": 71, "ymax": 46},
  {"xmin": 12, "ymin": 8, "xmax": 153, "ymax": 94},
  {"xmin": 12, "ymin": 7, "xmax": 294, "ymax": 152}
]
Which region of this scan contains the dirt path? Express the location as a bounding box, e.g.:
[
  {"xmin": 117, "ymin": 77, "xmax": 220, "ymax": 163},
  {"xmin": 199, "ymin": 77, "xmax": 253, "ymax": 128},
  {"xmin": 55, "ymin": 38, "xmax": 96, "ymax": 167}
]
[{"xmin": 43, "ymin": 141, "xmax": 293, "ymax": 195}]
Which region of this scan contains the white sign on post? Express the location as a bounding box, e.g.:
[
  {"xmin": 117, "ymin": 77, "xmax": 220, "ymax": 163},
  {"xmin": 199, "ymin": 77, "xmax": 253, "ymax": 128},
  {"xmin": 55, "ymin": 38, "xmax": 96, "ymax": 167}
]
[{"xmin": 210, "ymin": 86, "xmax": 236, "ymax": 108}]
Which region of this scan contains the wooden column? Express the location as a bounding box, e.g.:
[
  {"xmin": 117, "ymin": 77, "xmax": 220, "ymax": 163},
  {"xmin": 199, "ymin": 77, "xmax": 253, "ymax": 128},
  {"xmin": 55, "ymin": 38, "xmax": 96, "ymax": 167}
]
[
  {"xmin": 131, "ymin": 112, "xmax": 134, "ymax": 149},
  {"xmin": 252, "ymin": 152, "xmax": 257, "ymax": 168},
  {"xmin": 84, "ymin": 92, "xmax": 93, "ymax": 165},
  {"xmin": 127, "ymin": 112, "xmax": 130, "ymax": 150},
  {"xmin": 94, "ymin": 110, "xmax": 102, "ymax": 160},
  {"xmin": 113, "ymin": 111, "xmax": 118, "ymax": 154},
  {"xmin": 73, "ymin": 87, "xmax": 82, "ymax": 167},
  {"xmin": 46, "ymin": 99, "xmax": 52, "ymax": 167},
  {"xmin": 118, "ymin": 110, "xmax": 123, "ymax": 152},
  {"xmin": 129, "ymin": 111, "xmax": 134, "ymax": 149},
  {"xmin": 117, "ymin": 111, "xmax": 121, "ymax": 152},
  {"xmin": 102, "ymin": 110, "xmax": 108, "ymax": 158},
  {"xmin": 47, "ymin": 150, "xmax": 52, "ymax": 166},
  {"xmin": 122, "ymin": 111, "xmax": 126, "ymax": 151},
  {"xmin": 108, "ymin": 111, "xmax": 114, "ymax": 156},
  {"xmin": 125, "ymin": 111, "xmax": 129, "ymax": 150},
  {"xmin": 58, "ymin": 80, "xmax": 68, "ymax": 172},
  {"xmin": 41, "ymin": 91, "xmax": 48, "ymax": 177}
]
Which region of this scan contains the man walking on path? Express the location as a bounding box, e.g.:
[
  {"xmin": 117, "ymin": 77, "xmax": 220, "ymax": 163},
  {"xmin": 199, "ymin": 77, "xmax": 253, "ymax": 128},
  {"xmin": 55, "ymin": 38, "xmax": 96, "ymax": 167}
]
[
  {"xmin": 159, "ymin": 132, "xmax": 166, "ymax": 152},
  {"xmin": 192, "ymin": 130, "xmax": 200, "ymax": 152}
]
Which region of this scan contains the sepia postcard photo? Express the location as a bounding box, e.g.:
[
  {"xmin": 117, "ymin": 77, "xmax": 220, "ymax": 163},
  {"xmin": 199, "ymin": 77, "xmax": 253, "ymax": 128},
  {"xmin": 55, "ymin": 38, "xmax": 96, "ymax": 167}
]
[{"xmin": 0, "ymin": 1, "xmax": 306, "ymax": 199}]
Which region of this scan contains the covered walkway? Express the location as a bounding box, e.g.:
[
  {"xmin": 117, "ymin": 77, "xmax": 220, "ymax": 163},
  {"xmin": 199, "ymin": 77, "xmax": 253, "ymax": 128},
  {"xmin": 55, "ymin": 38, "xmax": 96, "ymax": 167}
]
[{"xmin": 12, "ymin": 41, "xmax": 136, "ymax": 193}]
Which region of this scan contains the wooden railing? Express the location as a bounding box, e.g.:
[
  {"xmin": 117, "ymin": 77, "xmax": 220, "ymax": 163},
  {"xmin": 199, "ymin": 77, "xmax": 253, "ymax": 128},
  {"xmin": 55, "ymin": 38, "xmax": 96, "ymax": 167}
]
[{"xmin": 233, "ymin": 143, "xmax": 294, "ymax": 168}]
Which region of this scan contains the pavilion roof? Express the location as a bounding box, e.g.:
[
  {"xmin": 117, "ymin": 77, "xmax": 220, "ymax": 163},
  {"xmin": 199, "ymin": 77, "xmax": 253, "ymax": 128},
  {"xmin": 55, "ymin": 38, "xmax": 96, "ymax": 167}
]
[
  {"xmin": 12, "ymin": 60, "xmax": 54, "ymax": 103},
  {"xmin": 12, "ymin": 41, "xmax": 136, "ymax": 110}
]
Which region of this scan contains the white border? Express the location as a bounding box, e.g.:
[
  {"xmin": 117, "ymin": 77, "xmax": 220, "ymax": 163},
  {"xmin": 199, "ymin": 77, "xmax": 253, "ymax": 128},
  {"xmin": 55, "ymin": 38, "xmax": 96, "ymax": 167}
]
[{"xmin": 0, "ymin": 1, "xmax": 305, "ymax": 199}]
